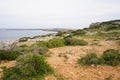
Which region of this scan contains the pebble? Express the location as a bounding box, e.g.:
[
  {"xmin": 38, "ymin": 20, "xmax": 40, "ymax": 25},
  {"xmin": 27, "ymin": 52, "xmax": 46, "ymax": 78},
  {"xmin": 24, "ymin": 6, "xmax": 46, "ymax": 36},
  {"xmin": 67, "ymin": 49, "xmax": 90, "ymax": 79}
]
[
  {"xmin": 0, "ymin": 69, "xmax": 3, "ymax": 72},
  {"xmin": 98, "ymin": 71, "xmax": 101, "ymax": 74}
]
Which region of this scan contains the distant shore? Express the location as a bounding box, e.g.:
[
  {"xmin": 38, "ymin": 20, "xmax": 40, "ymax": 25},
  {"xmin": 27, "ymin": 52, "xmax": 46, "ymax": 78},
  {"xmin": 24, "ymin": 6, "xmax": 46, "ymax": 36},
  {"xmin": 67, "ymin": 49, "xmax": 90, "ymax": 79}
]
[{"xmin": 0, "ymin": 28, "xmax": 72, "ymax": 32}]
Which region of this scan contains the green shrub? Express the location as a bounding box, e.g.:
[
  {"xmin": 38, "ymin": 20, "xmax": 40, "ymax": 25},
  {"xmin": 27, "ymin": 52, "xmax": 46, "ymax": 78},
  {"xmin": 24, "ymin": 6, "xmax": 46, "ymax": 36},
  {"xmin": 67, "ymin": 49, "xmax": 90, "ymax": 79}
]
[
  {"xmin": 64, "ymin": 38, "xmax": 88, "ymax": 46},
  {"xmin": 0, "ymin": 50, "xmax": 19, "ymax": 61},
  {"xmin": 72, "ymin": 29, "xmax": 86, "ymax": 36},
  {"xmin": 36, "ymin": 41, "xmax": 47, "ymax": 47},
  {"xmin": 106, "ymin": 25, "xmax": 120, "ymax": 31},
  {"xmin": 2, "ymin": 54, "xmax": 54, "ymax": 80},
  {"xmin": 79, "ymin": 53, "xmax": 99, "ymax": 65},
  {"xmin": 100, "ymin": 49, "xmax": 120, "ymax": 66},
  {"xmin": 56, "ymin": 32, "xmax": 65, "ymax": 36},
  {"xmin": 19, "ymin": 37, "xmax": 31, "ymax": 42},
  {"xmin": 30, "ymin": 46, "xmax": 48, "ymax": 55},
  {"xmin": 13, "ymin": 45, "xmax": 30, "ymax": 54},
  {"xmin": 47, "ymin": 38, "xmax": 65, "ymax": 48},
  {"xmin": 19, "ymin": 44, "xmax": 28, "ymax": 48}
]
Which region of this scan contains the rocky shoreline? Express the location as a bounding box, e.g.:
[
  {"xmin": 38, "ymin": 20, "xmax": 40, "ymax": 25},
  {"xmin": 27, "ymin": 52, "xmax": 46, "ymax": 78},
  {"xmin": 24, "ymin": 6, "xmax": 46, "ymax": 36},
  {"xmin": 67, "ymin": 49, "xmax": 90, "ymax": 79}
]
[
  {"xmin": 0, "ymin": 40, "xmax": 18, "ymax": 50},
  {"xmin": 0, "ymin": 33, "xmax": 57, "ymax": 50}
]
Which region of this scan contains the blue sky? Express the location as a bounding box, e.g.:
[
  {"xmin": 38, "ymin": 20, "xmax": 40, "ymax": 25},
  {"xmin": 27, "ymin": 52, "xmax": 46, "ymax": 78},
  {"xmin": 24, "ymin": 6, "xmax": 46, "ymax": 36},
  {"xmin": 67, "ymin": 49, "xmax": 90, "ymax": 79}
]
[{"xmin": 0, "ymin": 0, "xmax": 120, "ymax": 29}]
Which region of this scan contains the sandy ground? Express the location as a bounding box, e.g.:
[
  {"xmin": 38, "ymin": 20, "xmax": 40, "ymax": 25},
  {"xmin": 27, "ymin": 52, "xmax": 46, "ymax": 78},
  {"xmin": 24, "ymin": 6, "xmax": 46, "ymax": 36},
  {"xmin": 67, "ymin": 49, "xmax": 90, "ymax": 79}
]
[
  {"xmin": 0, "ymin": 39, "xmax": 120, "ymax": 80},
  {"xmin": 46, "ymin": 40, "xmax": 120, "ymax": 80}
]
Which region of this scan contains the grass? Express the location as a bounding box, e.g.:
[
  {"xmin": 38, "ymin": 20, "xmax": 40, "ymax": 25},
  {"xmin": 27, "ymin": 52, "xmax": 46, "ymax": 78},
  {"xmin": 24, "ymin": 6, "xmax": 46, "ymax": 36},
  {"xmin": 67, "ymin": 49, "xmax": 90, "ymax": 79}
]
[{"xmin": 77, "ymin": 31, "xmax": 120, "ymax": 39}]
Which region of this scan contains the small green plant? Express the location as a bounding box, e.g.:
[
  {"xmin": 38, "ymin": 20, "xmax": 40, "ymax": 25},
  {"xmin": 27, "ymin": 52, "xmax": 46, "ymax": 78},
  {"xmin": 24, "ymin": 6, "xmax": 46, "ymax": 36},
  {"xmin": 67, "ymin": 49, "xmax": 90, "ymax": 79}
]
[
  {"xmin": 19, "ymin": 44, "xmax": 28, "ymax": 47},
  {"xmin": 30, "ymin": 46, "xmax": 48, "ymax": 55},
  {"xmin": 104, "ymin": 75, "xmax": 112, "ymax": 80},
  {"xmin": 0, "ymin": 50, "xmax": 19, "ymax": 61},
  {"xmin": 36, "ymin": 41, "xmax": 47, "ymax": 47},
  {"xmin": 79, "ymin": 49, "xmax": 120, "ymax": 66},
  {"xmin": 47, "ymin": 38, "xmax": 65, "ymax": 48},
  {"xmin": 19, "ymin": 37, "xmax": 31, "ymax": 42},
  {"xmin": 54, "ymin": 74, "xmax": 65, "ymax": 80},
  {"xmin": 79, "ymin": 53, "xmax": 99, "ymax": 66},
  {"xmin": 2, "ymin": 54, "xmax": 54, "ymax": 80},
  {"xmin": 106, "ymin": 25, "xmax": 120, "ymax": 31},
  {"xmin": 64, "ymin": 37, "xmax": 88, "ymax": 46},
  {"xmin": 72, "ymin": 29, "xmax": 86, "ymax": 36},
  {"xmin": 13, "ymin": 45, "xmax": 30, "ymax": 54},
  {"xmin": 118, "ymin": 40, "xmax": 120, "ymax": 46},
  {"xmin": 100, "ymin": 49, "xmax": 120, "ymax": 66}
]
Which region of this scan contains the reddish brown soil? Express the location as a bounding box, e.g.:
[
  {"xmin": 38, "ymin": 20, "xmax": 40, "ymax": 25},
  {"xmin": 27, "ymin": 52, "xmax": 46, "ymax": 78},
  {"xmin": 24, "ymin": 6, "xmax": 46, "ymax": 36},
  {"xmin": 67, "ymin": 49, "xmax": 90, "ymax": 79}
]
[
  {"xmin": 46, "ymin": 40, "xmax": 120, "ymax": 80},
  {"xmin": 0, "ymin": 40, "xmax": 120, "ymax": 80}
]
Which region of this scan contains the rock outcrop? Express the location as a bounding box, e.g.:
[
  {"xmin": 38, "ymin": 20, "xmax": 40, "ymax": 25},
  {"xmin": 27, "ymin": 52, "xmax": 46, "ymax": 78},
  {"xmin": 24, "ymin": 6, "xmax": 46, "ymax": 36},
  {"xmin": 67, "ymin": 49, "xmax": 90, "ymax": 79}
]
[{"xmin": 0, "ymin": 40, "xmax": 18, "ymax": 50}]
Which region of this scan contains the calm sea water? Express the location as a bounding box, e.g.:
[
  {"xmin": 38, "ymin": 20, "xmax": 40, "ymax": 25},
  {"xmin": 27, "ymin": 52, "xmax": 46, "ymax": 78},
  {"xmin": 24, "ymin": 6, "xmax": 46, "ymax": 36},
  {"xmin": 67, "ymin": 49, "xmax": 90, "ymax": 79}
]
[{"xmin": 0, "ymin": 29, "xmax": 56, "ymax": 41}]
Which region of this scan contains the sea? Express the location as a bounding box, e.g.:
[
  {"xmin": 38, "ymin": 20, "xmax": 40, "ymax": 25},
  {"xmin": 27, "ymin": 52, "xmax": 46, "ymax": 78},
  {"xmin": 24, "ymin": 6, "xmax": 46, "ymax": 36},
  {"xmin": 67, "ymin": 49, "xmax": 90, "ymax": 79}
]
[{"xmin": 0, "ymin": 29, "xmax": 56, "ymax": 41}]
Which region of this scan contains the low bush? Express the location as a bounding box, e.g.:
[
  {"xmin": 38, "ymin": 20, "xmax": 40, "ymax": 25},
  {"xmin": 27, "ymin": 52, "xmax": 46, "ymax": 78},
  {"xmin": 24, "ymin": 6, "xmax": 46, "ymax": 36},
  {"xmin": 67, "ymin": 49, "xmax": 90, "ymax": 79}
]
[
  {"xmin": 79, "ymin": 49, "xmax": 120, "ymax": 66},
  {"xmin": 47, "ymin": 38, "xmax": 65, "ymax": 48},
  {"xmin": 0, "ymin": 50, "xmax": 19, "ymax": 61},
  {"xmin": 2, "ymin": 54, "xmax": 54, "ymax": 80},
  {"xmin": 106, "ymin": 25, "xmax": 120, "ymax": 31},
  {"xmin": 36, "ymin": 41, "xmax": 47, "ymax": 47},
  {"xmin": 64, "ymin": 37, "xmax": 88, "ymax": 46},
  {"xmin": 79, "ymin": 53, "xmax": 99, "ymax": 65},
  {"xmin": 30, "ymin": 46, "xmax": 48, "ymax": 55},
  {"xmin": 100, "ymin": 49, "xmax": 120, "ymax": 66},
  {"xmin": 19, "ymin": 37, "xmax": 31, "ymax": 42},
  {"xmin": 13, "ymin": 45, "xmax": 30, "ymax": 54},
  {"xmin": 72, "ymin": 29, "xmax": 86, "ymax": 36},
  {"xmin": 19, "ymin": 44, "xmax": 28, "ymax": 47}
]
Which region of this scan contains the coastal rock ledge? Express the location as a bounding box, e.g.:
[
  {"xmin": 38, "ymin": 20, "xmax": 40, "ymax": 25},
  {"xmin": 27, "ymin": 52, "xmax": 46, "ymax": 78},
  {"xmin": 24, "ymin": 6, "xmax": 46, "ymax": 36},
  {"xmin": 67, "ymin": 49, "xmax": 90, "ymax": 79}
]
[{"xmin": 0, "ymin": 40, "xmax": 18, "ymax": 50}]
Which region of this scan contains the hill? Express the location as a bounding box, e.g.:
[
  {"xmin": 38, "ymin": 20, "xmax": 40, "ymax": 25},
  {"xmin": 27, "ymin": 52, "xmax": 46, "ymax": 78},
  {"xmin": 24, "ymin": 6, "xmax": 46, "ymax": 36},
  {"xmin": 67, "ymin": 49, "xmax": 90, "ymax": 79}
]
[{"xmin": 89, "ymin": 20, "xmax": 120, "ymax": 30}]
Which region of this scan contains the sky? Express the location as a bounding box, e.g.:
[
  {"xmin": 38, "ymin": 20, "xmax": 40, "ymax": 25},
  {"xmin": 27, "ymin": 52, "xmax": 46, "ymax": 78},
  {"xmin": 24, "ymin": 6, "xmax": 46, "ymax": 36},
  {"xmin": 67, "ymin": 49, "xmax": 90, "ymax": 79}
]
[{"xmin": 0, "ymin": 0, "xmax": 120, "ymax": 29}]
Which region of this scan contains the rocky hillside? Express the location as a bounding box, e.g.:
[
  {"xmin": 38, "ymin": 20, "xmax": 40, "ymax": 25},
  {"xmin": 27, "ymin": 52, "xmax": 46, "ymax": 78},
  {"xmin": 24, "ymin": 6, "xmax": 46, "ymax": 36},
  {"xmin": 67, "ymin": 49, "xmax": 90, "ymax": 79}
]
[{"xmin": 89, "ymin": 20, "xmax": 120, "ymax": 30}]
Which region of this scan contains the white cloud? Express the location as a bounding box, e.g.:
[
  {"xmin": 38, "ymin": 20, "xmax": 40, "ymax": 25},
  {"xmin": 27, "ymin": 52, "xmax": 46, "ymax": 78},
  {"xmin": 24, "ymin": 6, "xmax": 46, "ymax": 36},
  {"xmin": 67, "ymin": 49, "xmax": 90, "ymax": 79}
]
[{"xmin": 0, "ymin": 0, "xmax": 120, "ymax": 29}]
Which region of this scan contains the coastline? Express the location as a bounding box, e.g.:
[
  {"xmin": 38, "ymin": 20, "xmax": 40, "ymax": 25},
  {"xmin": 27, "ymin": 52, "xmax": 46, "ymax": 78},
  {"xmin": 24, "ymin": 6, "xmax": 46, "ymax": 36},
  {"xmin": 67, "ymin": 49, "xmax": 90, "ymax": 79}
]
[
  {"xmin": 0, "ymin": 28, "xmax": 72, "ymax": 50},
  {"xmin": 0, "ymin": 32, "xmax": 57, "ymax": 50},
  {"xmin": 1, "ymin": 28, "xmax": 72, "ymax": 32}
]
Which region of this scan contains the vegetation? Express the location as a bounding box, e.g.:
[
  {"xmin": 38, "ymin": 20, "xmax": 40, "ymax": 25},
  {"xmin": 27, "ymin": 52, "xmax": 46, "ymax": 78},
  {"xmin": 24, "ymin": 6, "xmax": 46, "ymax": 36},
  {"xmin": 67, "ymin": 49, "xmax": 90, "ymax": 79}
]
[
  {"xmin": 0, "ymin": 50, "xmax": 19, "ymax": 61},
  {"xmin": 19, "ymin": 37, "xmax": 31, "ymax": 42},
  {"xmin": 64, "ymin": 37, "xmax": 88, "ymax": 46},
  {"xmin": 2, "ymin": 54, "xmax": 54, "ymax": 80},
  {"xmin": 54, "ymin": 74, "xmax": 65, "ymax": 80},
  {"xmin": 30, "ymin": 46, "xmax": 48, "ymax": 55},
  {"xmin": 13, "ymin": 45, "xmax": 30, "ymax": 54},
  {"xmin": 100, "ymin": 49, "xmax": 120, "ymax": 66},
  {"xmin": 72, "ymin": 29, "xmax": 86, "ymax": 36},
  {"xmin": 47, "ymin": 38, "xmax": 65, "ymax": 48},
  {"xmin": 79, "ymin": 49, "xmax": 120, "ymax": 66},
  {"xmin": 79, "ymin": 53, "xmax": 99, "ymax": 66},
  {"xmin": 89, "ymin": 20, "xmax": 120, "ymax": 30},
  {"xmin": 104, "ymin": 75, "xmax": 112, "ymax": 80},
  {"xmin": 35, "ymin": 41, "xmax": 47, "ymax": 47},
  {"xmin": 106, "ymin": 25, "xmax": 120, "ymax": 31}
]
